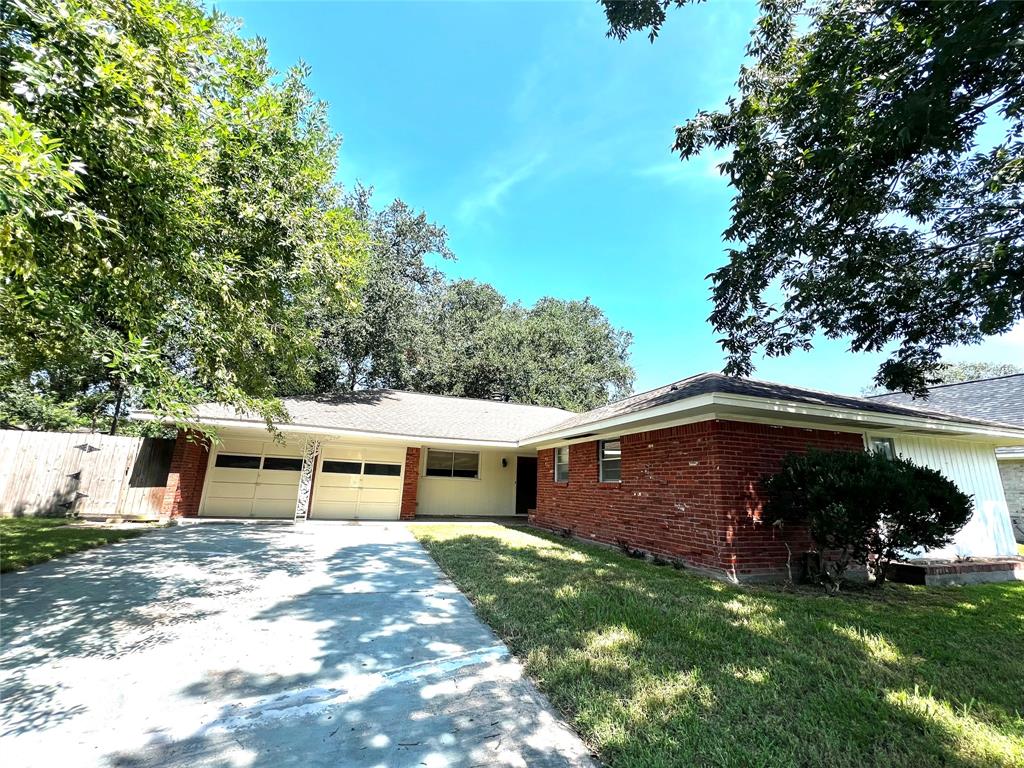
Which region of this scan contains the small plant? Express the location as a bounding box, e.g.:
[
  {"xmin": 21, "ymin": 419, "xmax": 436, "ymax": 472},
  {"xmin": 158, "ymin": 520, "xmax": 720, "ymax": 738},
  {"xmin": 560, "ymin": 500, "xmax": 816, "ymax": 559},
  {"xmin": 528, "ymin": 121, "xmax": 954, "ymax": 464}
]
[
  {"xmin": 764, "ymin": 449, "xmax": 972, "ymax": 591},
  {"xmin": 616, "ymin": 539, "xmax": 646, "ymax": 559}
]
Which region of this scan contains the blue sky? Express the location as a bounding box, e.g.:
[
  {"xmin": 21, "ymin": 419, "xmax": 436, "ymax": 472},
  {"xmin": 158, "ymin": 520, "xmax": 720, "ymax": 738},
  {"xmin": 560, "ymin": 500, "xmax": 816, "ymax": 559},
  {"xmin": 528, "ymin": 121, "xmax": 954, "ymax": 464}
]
[{"xmin": 217, "ymin": 0, "xmax": 1022, "ymax": 395}]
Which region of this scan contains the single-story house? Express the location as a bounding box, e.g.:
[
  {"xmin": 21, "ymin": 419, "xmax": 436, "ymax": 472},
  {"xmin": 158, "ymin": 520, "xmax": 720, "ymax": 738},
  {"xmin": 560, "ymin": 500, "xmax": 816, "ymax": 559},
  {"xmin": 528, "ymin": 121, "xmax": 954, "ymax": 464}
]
[
  {"xmin": 144, "ymin": 372, "xmax": 1024, "ymax": 582},
  {"xmin": 870, "ymin": 374, "xmax": 1024, "ymax": 543}
]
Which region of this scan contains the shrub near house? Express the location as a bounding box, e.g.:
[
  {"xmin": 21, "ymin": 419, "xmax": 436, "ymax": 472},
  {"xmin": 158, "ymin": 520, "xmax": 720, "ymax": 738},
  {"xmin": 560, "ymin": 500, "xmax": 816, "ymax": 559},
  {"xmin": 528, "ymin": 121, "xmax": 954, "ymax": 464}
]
[{"xmin": 765, "ymin": 449, "xmax": 973, "ymax": 590}]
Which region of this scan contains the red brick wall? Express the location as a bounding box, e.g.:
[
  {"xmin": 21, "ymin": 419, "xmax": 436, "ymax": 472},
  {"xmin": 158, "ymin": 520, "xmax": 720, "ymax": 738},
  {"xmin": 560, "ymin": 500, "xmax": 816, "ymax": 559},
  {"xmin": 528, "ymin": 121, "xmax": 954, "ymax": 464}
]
[
  {"xmin": 161, "ymin": 431, "xmax": 210, "ymax": 518},
  {"xmin": 531, "ymin": 419, "xmax": 864, "ymax": 580},
  {"xmin": 400, "ymin": 447, "xmax": 420, "ymax": 520},
  {"xmin": 713, "ymin": 421, "xmax": 864, "ymax": 578}
]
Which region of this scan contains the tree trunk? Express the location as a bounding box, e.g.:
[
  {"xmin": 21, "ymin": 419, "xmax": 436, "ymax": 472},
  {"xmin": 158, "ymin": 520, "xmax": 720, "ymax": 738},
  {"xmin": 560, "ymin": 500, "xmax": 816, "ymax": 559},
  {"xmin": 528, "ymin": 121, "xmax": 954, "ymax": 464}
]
[{"xmin": 110, "ymin": 383, "xmax": 124, "ymax": 435}]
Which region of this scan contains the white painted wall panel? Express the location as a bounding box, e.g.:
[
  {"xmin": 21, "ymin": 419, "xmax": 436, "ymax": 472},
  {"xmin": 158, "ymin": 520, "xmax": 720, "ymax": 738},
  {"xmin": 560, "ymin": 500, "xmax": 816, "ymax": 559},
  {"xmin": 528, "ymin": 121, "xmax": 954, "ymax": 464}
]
[
  {"xmin": 417, "ymin": 448, "xmax": 528, "ymax": 517},
  {"xmin": 892, "ymin": 435, "xmax": 1016, "ymax": 557}
]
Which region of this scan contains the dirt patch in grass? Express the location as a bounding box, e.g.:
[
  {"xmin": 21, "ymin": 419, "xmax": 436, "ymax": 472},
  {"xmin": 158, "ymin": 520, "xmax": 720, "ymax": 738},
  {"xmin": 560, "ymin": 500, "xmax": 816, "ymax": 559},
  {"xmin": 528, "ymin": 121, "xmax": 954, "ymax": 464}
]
[
  {"xmin": 0, "ymin": 518, "xmax": 154, "ymax": 572},
  {"xmin": 414, "ymin": 522, "xmax": 1024, "ymax": 768}
]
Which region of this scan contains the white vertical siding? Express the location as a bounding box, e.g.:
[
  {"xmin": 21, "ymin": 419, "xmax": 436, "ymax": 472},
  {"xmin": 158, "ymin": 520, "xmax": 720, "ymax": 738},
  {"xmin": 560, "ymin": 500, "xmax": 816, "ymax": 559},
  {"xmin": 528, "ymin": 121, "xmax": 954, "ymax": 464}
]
[{"xmin": 892, "ymin": 435, "xmax": 1016, "ymax": 558}]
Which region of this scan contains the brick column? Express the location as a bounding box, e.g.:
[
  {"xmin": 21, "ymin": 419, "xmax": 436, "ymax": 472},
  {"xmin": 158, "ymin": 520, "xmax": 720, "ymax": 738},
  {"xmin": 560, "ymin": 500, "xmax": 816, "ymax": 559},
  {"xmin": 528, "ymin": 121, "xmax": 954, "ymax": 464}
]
[
  {"xmin": 400, "ymin": 447, "xmax": 420, "ymax": 520},
  {"xmin": 161, "ymin": 430, "xmax": 210, "ymax": 518}
]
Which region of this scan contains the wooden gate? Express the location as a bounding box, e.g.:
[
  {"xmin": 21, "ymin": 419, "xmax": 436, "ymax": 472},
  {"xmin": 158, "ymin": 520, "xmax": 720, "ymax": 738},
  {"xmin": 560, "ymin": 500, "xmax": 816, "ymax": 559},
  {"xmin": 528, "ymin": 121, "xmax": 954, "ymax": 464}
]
[{"xmin": 0, "ymin": 431, "xmax": 174, "ymax": 519}]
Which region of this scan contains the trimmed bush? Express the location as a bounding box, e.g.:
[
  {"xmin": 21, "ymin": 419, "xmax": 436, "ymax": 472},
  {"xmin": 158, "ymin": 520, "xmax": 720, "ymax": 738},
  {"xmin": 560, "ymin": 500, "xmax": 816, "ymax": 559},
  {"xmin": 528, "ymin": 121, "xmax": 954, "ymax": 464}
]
[{"xmin": 764, "ymin": 449, "xmax": 972, "ymax": 590}]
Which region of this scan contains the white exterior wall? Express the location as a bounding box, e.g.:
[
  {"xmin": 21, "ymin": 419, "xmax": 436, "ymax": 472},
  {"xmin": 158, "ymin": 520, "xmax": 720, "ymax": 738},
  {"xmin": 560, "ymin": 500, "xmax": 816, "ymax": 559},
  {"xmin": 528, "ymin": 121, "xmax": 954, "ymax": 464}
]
[
  {"xmin": 890, "ymin": 435, "xmax": 1017, "ymax": 558},
  {"xmin": 416, "ymin": 447, "xmax": 529, "ymax": 517}
]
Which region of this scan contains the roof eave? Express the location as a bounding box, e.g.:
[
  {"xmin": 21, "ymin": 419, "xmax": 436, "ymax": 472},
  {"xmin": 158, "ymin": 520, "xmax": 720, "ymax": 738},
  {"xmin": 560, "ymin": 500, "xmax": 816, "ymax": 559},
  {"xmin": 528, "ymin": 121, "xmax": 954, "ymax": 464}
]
[
  {"xmin": 517, "ymin": 392, "xmax": 1024, "ymax": 447},
  {"xmin": 133, "ymin": 412, "xmax": 524, "ymax": 449}
]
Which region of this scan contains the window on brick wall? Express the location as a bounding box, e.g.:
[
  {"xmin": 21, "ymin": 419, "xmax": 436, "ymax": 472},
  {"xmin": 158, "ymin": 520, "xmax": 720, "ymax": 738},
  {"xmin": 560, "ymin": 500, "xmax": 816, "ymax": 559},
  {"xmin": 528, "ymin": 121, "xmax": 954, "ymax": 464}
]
[
  {"xmin": 599, "ymin": 439, "xmax": 621, "ymax": 482},
  {"xmin": 554, "ymin": 446, "xmax": 569, "ymax": 482}
]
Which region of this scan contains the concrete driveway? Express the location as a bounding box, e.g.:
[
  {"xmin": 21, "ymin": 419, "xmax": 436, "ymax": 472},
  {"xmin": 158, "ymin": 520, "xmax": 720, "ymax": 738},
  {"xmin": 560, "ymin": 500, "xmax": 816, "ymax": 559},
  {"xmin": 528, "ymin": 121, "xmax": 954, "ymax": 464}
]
[{"xmin": 0, "ymin": 522, "xmax": 595, "ymax": 767}]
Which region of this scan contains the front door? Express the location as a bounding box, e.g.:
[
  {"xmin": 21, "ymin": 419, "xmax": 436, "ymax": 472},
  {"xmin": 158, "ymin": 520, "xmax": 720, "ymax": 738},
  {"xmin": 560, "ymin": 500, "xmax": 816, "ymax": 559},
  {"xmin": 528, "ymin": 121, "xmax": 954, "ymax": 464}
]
[{"xmin": 515, "ymin": 456, "xmax": 537, "ymax": 515}]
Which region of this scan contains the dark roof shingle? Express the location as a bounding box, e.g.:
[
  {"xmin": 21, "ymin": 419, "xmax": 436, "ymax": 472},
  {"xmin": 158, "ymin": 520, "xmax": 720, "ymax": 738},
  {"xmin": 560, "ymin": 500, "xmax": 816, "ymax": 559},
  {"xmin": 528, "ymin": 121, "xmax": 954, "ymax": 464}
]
[
  {"xmin": 528, "ymin": 372, "xmax": 1022, "ymax": 439},
  {"xmin": 869, "ymin": 374, "xmax": 1024, "ymax": 426}
]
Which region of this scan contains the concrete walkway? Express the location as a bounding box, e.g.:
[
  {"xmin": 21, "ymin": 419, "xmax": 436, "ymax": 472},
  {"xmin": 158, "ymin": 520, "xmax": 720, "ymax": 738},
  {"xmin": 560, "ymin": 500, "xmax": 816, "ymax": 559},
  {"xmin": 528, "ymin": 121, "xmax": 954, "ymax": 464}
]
[{"xmin": 0, "ymin": 522, "xmax": 595, "ymax": 767}]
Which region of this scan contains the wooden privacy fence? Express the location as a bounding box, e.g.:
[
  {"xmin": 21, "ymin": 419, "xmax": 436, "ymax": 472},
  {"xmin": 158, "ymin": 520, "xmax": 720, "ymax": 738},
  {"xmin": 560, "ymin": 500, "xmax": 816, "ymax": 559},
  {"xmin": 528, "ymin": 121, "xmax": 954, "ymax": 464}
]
[{"xmin": 0, "ymin": 430, "xmax": 175, "ymax": 519}]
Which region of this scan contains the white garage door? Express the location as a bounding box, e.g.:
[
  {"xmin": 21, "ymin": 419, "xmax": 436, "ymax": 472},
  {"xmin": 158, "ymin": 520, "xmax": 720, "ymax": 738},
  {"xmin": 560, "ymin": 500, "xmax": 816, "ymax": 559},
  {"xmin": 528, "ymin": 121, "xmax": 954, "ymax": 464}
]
[
  {"xmin": 201, "ymin": 438, "xmax": 302, "ymax": 519},
  {"xmin": 310, "ymin": 444, "xmax": 405, "ymax": 520}
]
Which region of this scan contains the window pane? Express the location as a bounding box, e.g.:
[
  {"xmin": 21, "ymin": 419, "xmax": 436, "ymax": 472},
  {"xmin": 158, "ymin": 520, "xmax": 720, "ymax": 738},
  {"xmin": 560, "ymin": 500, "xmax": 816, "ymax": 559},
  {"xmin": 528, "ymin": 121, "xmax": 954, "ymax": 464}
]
[
  {"xmin": 452, "ymin": 452, "xmax": 479, "ymax": 478},
  {"xmin": 600, "ymin": 440, "xmax": 622, "ymax": 482},
  {"xmin": 215, "ymin": 454, "xmax": 260, "ymax": 469},
  {"xmin": 322, "ymin": 460, "xmax": 362, "ymax": 474},
  {"xmin": 870, "ymin": 438, "xmax": 895, "ymax": 461},
  {"xmin": 262, "ymin": 457, "xmax": 302, "ymax": 471},
  {"xmin": 364, "ymin": 462, "xmax": 401, "ymax": 477},
  {"xmin": 554, "ymin": 446, "xmax": 569, "ymax": 482},
  {"xmin": 426, "ymin": 449, "xmax": 454, "ymax": 477}
]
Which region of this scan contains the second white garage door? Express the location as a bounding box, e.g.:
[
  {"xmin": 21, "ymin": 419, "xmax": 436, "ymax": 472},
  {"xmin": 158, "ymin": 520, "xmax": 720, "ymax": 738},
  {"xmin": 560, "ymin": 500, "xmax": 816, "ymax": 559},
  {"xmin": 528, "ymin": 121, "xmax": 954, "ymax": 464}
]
[{"xmin": 310, "ymin": 444, "xmax": 405, "ymax": 520}]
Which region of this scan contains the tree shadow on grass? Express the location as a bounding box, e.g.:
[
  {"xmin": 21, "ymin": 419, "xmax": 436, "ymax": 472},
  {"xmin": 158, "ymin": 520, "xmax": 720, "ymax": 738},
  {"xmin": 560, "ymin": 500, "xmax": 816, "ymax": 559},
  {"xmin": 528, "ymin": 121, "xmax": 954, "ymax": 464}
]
[{"xmin": 416, "ymin": 524, "xmax": 1024, "ymax": 768}]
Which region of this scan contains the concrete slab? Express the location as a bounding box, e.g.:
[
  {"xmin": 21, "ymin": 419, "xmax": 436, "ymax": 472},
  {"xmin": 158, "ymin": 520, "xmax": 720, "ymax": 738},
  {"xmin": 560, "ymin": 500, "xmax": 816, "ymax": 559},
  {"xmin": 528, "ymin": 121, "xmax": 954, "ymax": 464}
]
[{"xmin": 0, "ymin": 522, "xmax": 596, "ymax": 767}]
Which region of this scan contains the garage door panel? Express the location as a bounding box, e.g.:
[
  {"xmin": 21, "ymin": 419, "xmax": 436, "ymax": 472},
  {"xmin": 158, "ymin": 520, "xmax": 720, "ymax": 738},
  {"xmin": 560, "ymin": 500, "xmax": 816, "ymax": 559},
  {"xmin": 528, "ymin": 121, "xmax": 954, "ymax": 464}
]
[
  {"xmin": 317, "ymin": 474, "xmax": 361, "ymax": 489},
  {"xmin": 359, "ymin": 488, "xmax": 401, "ymax": 504},
  {"xmin": 208, "ymin": 467, "xmax": 259, "ymax": 484},
  {"xmin": 253, "ymin": 483, "xmax": 299, "ymax": 501},
  {"xmin": 203, "ymin": 497, "xmax": 254, "ymax": 517},
  {"xmin": 256, "ymin": 469, "xmax": 302, "ymax": 485},
  {"xmin": 250, "ymin": 499, "xmax": 295, "ymax": 518},
  {"xmin": 315, "ymin": 486, "xmax": 361, "ymax": 503},
  {"xmin": 313, "ymin": 501, "xmax": 360, "ymax": 519},
  {"xmin": 349, "ymin": 502, "xmax": 399, "ymax": 520},
  {"xmin": 206, "ymin": 482, "xmax": 257, "ymax": 500},
  {"xmin": 360, "ymin": 477, "xmax": 402, "ymax": 491}
]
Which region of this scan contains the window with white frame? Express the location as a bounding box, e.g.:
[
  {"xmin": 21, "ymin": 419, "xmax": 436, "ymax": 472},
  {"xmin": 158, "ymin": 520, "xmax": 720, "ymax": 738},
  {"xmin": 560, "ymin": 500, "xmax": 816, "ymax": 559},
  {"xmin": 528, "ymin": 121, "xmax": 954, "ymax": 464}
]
[
  {"xmin": 869, "ymin": 437, "xmax": 896, "ymax": 460},
  {"xmin": 425, "ymin": 449, "xmax": 480, "ymax": 478},
  {"xmin": 599, "ymin": 439, "xmax": 621, "ymax": 482},
  {"xmin": 554, "ymin": 446, "xmax": 569, "ymax": 482}
]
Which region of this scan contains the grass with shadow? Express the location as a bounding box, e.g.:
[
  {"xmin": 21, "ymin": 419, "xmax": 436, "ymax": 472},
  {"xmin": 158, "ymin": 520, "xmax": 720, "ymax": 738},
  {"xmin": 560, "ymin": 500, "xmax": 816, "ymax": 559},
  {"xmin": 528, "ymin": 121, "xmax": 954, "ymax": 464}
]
[
  {"xmin": 413, "ymin": 522, "xmax": 1024, "ymax": 768},
  {"xmin": 0, "ymin": 518, "xmax": 151, "ymax": 572}
]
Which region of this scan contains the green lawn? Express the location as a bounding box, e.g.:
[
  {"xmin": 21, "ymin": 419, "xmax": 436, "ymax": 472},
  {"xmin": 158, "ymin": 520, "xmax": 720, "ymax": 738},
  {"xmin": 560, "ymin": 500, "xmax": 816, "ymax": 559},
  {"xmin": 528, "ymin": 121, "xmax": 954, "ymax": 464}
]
[
  {"xmin": 413, "ymin": 523, "xmax": 1024, "ymax": 768},
  {"xmin": 0, "ymin": 517, "xmax": 151, "ymax": 572}
]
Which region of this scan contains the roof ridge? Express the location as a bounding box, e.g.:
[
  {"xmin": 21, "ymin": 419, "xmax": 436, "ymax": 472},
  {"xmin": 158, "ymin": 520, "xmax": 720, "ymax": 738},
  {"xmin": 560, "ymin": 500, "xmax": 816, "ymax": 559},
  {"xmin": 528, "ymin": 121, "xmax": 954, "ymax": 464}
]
[
  {"xmin": 866, "ymin": 372, "xmax": 1024, "ymax": 398},
  {"xmin": 284, "ymin": 388, "xmax": 573, "ymax": 412},
  {"xmin": 575, "ymin": 371, "xmax": 718, "ymax": 415}
]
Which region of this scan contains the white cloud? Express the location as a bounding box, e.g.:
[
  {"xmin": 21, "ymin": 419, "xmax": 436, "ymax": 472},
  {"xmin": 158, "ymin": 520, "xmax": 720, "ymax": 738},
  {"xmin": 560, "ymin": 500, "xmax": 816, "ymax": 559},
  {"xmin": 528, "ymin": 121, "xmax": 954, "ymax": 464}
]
[
  {"xmin": 636, "ymin": 151, "xmax": 732, "ymax": 186},
  {"xmin": 456, "ymin": 154, "xmax": 547, "ymax": 224}
]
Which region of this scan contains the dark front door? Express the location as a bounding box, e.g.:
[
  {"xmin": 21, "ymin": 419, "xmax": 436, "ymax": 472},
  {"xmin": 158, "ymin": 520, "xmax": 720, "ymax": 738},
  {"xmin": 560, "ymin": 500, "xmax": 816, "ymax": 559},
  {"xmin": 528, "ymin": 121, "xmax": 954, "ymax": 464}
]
[{"xmin": 515, "ymin": 456, "xmax": 538, "ymax": 515}]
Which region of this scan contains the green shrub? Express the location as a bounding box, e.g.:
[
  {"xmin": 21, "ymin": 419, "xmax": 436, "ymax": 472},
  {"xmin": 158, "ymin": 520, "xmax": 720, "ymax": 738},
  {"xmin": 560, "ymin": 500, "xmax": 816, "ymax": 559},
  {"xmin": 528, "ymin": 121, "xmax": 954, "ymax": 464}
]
[{"xmin": 764, "ymin": 449, "xmax": 972, "ymax": 590}]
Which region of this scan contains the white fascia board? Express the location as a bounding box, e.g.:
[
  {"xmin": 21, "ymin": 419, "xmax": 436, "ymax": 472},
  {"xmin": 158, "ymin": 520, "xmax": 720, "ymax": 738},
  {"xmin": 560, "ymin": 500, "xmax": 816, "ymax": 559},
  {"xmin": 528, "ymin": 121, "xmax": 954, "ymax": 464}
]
[
  {"xmin": 517, "ymin": 394, "xmax": 719, "ymax": 448},
  {"xmin": 710, "ymin": 394, "xmax": 1024, "ymax": 444},
  {"xmin": 150, "ymin": 416, "xmax": 520, "ymax": 449},
  {"xmin": 518, "ymin": 391, "xmax": 1024, "ymax": 449}
]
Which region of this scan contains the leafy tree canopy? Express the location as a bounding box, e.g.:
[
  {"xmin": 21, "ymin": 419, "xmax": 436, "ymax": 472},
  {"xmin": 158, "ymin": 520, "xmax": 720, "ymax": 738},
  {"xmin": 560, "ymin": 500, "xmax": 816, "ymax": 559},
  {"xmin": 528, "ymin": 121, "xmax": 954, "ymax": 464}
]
[
  {"xmin": 1, "ymin": 0, "xmax": 366, "ymax": 432},
  {"xmin": 932, "ymin": 360, "xmax": 1023, "ymax": 385},
  {"xmin": 414, "ymin": 282, "xmax": 635, "ymax": 411},
  {"xmin": 602, "ymin": 0, "xmax": 1024, "ymax": 395},
  {"xmin": 298, "ymin": 199, "xmax": 637, "ymax": 411}
]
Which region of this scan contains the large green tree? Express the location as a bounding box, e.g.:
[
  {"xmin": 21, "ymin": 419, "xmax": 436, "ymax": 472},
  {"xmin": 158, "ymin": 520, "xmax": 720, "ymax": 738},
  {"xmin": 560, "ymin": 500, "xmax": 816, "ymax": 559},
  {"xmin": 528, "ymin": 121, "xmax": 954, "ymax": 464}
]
[
  {"xmin": 603, "ymin": 0, "xmax": 1024, "ymax": 395},
  {"xmin": 1, "ymin": 0, "xmax": 366, "ymax": 431},
  {"xmin": 298, "ymin": 184, "xmax": 451, "ymax": 393},
  {"xmin": 416, "ymin": 281, "xmax": 635, "ymax": 411}
]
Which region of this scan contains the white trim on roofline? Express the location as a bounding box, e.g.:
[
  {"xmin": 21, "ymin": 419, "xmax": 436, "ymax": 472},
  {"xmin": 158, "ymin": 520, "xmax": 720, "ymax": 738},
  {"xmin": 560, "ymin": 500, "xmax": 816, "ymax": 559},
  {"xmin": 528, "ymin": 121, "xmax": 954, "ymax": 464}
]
[
  {"xmin": 519, "ymin": 393, "xmax": 1024, "ymax": 447},
  {"xmin": 134, "ymin": 413, "xmax": 522, "ymax": 449},
  {"xmin": 136, "ymin": 390, "xmax": 1024, "ymax": 450}
]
